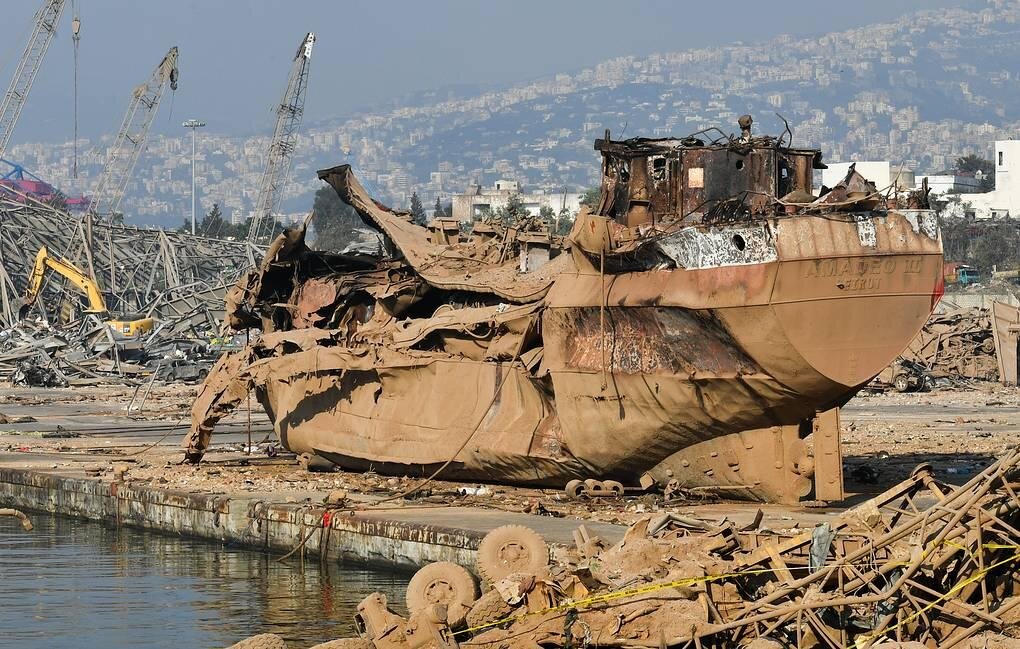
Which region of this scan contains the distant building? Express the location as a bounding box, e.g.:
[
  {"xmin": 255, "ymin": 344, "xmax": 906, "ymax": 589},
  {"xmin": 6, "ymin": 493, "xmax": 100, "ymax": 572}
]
[
  {"xmin": 821, "ymin": 161, "xmax": 915, "ymax": 192},
  {"xmin": 913, "ymin": 173, "xmax": 985, "ymax": 197},
  {"xmin": 451, "ymin": 180, "xmax": 581, "ymax": 223},
  {"xmin": 961, "ymin": 140, "xmax": 1020, "ymax": 219}
]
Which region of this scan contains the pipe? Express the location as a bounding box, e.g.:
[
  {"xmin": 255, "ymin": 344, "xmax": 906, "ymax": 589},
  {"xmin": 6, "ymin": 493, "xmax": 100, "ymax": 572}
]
[{"xmin": 0, "ymin": 508, "xmax": 33, "ymax": 531}]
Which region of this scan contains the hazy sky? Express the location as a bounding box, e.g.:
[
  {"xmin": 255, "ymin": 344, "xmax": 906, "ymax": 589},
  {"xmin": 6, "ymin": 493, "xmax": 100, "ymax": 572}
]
[{"xmin": 1, "ymin": 0, "xmax": 969, "ymax": 145}]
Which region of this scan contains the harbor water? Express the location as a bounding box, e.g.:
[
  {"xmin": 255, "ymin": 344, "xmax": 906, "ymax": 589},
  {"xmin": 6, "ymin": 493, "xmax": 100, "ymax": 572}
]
[{"xmin": 0, "ymin": 511, "xmax": 408, "ymax": 649}]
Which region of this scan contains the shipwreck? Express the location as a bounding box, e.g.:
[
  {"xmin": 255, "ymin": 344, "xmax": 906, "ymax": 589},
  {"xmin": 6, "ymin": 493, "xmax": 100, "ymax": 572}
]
[{"xmin": 184, "ymin": 117, "xmax": 943, "ymax": 503}]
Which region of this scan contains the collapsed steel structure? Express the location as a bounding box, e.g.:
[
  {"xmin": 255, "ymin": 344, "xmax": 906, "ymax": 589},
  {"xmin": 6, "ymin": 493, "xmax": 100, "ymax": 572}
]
[{"xmin": 0, "ymin": 197, "xmax": 261, "ymax": 327}]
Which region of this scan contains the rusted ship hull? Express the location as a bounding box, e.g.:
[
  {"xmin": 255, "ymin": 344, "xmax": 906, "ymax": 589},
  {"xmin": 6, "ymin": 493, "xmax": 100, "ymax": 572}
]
[
  {"xmin": 185, "ymin": 123, "xmax": 942, "ymax": 502},
  {"xmin": 188, "ymin": 211, "xmax": 940, "ymax": 497}
]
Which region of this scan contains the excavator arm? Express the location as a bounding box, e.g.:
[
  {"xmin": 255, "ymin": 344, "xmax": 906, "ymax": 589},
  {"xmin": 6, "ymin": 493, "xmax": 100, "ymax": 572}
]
[{"xmin": 19, "ymin": 246, "xmax": 108, "ymax": 318}]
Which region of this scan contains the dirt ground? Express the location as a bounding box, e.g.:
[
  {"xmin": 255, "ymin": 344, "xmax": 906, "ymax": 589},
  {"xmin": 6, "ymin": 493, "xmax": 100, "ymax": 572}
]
[
  {"xmin": 1, "ymin": 381, "xmax": 1018, "ymax": 527},
  {"xmin": 842, "ymin": 383, "xmax": 1020, "ymax": 491}
]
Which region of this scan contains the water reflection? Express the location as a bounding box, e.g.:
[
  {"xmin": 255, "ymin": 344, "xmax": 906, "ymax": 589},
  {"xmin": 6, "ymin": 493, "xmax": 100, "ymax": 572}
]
[{"xmin": 0, "ymin": 512, "xmax": 408, "ymax": 649}]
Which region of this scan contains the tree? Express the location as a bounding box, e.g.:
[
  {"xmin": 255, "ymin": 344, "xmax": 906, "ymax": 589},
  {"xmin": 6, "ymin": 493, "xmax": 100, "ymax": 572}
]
[
  {"xmin": 180, "ymin": 202, "xmax": 231, "ymax": 237},
  {"xmin": 310, "ymin": 184, "xmax": 361, "ymax": 250},
  {"xmin": 971, "ymin": 225, "xmax": 1013, "ymax": 272},
  {"xmin": 539, "ymin": 205, "xmax": 556, "ymax": 221},
  {"xmin": 937, "ymin": 205, "xmax": 973, "ymax": 262},
  {"xmin": 410, "ymin": 191, "xmax": 426, "ymax": 225},
  {"xmin": 555, "ymin": 207, "xmax": 575, "ymax": 235},
  {"xmin": 433, "ymin": 196, "xmax": 445, "ymax": 220},
  {"xmin": 234, "ymin": 214, "xmax": 285, "ymax": 241},
  {"xmin": 955, "ymin": 154, "xmax": 995, "ymax": 191},
  {"xmin": 495, "ymin": 193, "xmax": 531, "ymax": 225},
  {"xmin": 199, "ymin": 203, "xmax": 230, "ymax": 238},
  {"xmin": 579, "ymin": 185, "xmax": 601, "ymax": 208}
]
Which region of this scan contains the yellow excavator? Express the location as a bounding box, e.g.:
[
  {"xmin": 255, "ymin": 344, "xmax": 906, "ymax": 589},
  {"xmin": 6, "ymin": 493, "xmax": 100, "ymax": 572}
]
[{"xmin": 18, "ymin": 246, "xmax": 155, "ymax": 337}]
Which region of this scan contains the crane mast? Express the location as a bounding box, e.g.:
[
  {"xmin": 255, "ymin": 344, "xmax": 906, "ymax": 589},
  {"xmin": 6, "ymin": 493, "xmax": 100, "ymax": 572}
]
[
  {"xmin": 0, "ymin": 0, "xmax": 66, "ymax": 160},
  {"xmin": 89, "ymin": 47, "xmax": 179, "ymax": 219},
  {"xmin": 247, "ymin": 32, "xmax": 314, "ymax": 243}
]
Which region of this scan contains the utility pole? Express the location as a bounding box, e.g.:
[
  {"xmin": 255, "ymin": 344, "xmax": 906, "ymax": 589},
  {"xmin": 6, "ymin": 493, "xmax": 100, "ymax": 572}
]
[{"xmin": 182, "ymin": 119, "xmax": 205, "ymax": 235}]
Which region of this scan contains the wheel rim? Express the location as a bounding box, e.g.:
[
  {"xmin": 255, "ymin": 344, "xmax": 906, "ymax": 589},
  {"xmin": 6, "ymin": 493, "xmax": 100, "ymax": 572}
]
[
  {"xmin": 424, "ymin": 579, "xmax": 456, "ymax": 604},
  {"xmin": 498, "ymin": 542, "xmax": 530, "ymax": 567}
]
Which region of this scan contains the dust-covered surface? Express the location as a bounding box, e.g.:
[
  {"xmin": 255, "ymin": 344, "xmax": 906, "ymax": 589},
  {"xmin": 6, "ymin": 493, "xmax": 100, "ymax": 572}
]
[
  {"xmin": 227, "ymin": 446, "xmax": 1020, "ymax": 649},
  {"xmin": 1, "ymin": 382, "xmax": 1018, "ymax": 526},
  {"xmin": 842, "ymin": 385, "xmax": 1020, "ymax": 490},
  {"xmin": 4, "ymin": 381, "xmax": 1020, "ymax": 648}
]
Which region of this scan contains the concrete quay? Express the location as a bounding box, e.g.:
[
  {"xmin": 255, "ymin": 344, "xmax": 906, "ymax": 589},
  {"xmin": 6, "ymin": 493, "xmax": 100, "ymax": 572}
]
[{"xmin": 0, "ymin": 465, "xmax": 627, "ymax": 571}]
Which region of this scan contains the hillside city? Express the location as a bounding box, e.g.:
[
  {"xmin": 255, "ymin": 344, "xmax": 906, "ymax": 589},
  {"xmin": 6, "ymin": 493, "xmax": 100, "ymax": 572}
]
[
  {"xmin": 5, "ymin": 3, "xmax": 1020, "ymax": 648},
  {"xmin": 5, "ymin": 0, "xmax": 1020, "ymax": 228}
]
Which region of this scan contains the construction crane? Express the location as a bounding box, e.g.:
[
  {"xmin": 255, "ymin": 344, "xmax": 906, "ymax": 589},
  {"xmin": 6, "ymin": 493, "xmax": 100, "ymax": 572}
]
[
  {"xmin": 0, "ymin": 0, "xmax": 67, "ymax": 161},
  {"xmin": 89, "ymin": 47, "xmax": 179, "ymax": 219},
  {"xmin": 247, "ymin": 32, "xmax": 315, "ymax": 243}
]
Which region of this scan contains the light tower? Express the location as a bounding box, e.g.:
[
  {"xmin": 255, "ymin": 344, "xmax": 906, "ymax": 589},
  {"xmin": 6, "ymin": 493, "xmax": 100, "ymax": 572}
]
[{"xmin": 182, "ymin": 119, "xmax": 205, "ymax": 235}]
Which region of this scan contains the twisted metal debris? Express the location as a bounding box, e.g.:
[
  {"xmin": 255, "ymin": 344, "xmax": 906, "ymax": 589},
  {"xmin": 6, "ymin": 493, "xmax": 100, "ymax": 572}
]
[
  {"xmin": 302, "ymin": 447, "xmax": 1020, "ymax": 649},
  {"xmin": 0, "ymin": 196, "xmax": 263, "ymax": 384},
  {"xmin": 901, "ymin": 307, "xmax": 1000, "ymax": 383},
  {"xmin": 0, "ymin": 197, "xmax": 260, "ymax": 328}
]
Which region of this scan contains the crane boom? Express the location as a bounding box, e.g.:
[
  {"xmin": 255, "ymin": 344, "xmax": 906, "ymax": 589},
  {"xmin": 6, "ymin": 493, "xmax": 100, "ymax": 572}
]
[
  {"xmin": 89, "ymin": 47, "xmax": 179, "ymax": 218},
  {"xmin": 247, "ymin": 32, "xmax": 314, "ymax": 243},
  {"xmin": 0, "ymin": 0, "xmax": 66, "ymax": 160}
]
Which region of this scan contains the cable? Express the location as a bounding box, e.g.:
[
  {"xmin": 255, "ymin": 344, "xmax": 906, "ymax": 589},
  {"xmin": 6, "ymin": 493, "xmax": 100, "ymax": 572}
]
[
  {"xmin": 357, "ymin": 351, "xmax": 523, "ymax": 507},
  {"xmin": 71, "ymin": 4, "xmax": 81, "ymax": 179},
  {"xmin": 125, "ymin": 414, "xmax": 187, "ymax": 456}
]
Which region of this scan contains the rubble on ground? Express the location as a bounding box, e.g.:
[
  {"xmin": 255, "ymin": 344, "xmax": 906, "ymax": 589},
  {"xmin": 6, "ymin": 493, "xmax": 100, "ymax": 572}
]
[
  {"xmin": 0, "ymin": 315, "xmax": 238, "ymax": 386},
  {"xmin": 900, "ymin": 307, "xmax": 999, "ymax": 383},
  {"xmin": 245, "ymin": 448, "xmax": 1019, "ymax": 649},
  {"xmin": 0, "ymin": 198, "xmax": 262, "ymax": 386}
]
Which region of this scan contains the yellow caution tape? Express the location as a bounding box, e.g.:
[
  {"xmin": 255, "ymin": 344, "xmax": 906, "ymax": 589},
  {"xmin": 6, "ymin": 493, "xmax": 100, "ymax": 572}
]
[
  {"xmin": 457, "ymin": 542, "xmax": 1020, "ymax": 640},
  {"xmin": 855, "ymin": 546, "xmax": 1020, "ymax": 649}
]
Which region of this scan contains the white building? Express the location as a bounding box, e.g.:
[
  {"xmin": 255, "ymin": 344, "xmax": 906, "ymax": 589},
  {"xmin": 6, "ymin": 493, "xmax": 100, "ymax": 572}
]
[
  {"xmin": 451, "ymin": 180, "xmax": 582, "ymax": 223},
  {"xmin": 914, "ymin": 173, "xmax": 985, "ymax": 197},
  {"xmin": 821, "ymin": 161, "xmax": 915, "ymax": 192},
  {"xmin": 962, "ymin": 140, "xmax": 1020, "ymax": 218}
]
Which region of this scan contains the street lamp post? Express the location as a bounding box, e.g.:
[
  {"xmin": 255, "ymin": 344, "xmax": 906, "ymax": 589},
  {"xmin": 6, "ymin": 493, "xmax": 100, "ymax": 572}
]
[{"xmin": 182, "ymin": 119, "xmax": 206, "ymax": 235}]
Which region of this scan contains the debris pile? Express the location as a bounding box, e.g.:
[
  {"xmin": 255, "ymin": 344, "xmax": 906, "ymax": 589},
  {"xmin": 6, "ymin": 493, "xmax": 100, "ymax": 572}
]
[
  {"xmin": 0, "ymin": 314, "xmax": 236, "ymax": 386},
  {"xmin": 901, "ymin": 307, "xmax": 999, "ymax": 383},
  {"xmin": 0, "ymin": 199, "xmax": 261, "ymax": 386},
  {"xmin": 259, "ymin": 447, "xmax": 1020, "ymax": 649}
]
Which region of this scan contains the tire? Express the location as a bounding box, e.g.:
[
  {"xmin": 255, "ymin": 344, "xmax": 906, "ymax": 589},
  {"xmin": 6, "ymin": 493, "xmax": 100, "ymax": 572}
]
[
  {"xmin": 465, "ymin": 587, "xmax": 516, "ymax": 630},
  {"xmin": 476, "ymin": 525, "xmax": 549, "ymax": 582},
  {"xmin": 602, "ymin": 480, "xmax": 625, "ymax": 496},
  {"xmin": 224, "ymin": 634, "xmax": 287, "ymax": 649},
  {"xmin": 405, "ymin": 561, "xmax": 479, "ymax": 627},
  {"xmin": 564, "ymin": 479, "xmax": 584, "ymax": 498},
  {"xmin": 307, "ymin": 639, "xmax": 374, "ymax": 649},
  {"xmin": 893, "ymin": 374, "xmax": 910, "ymax": 393}
]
